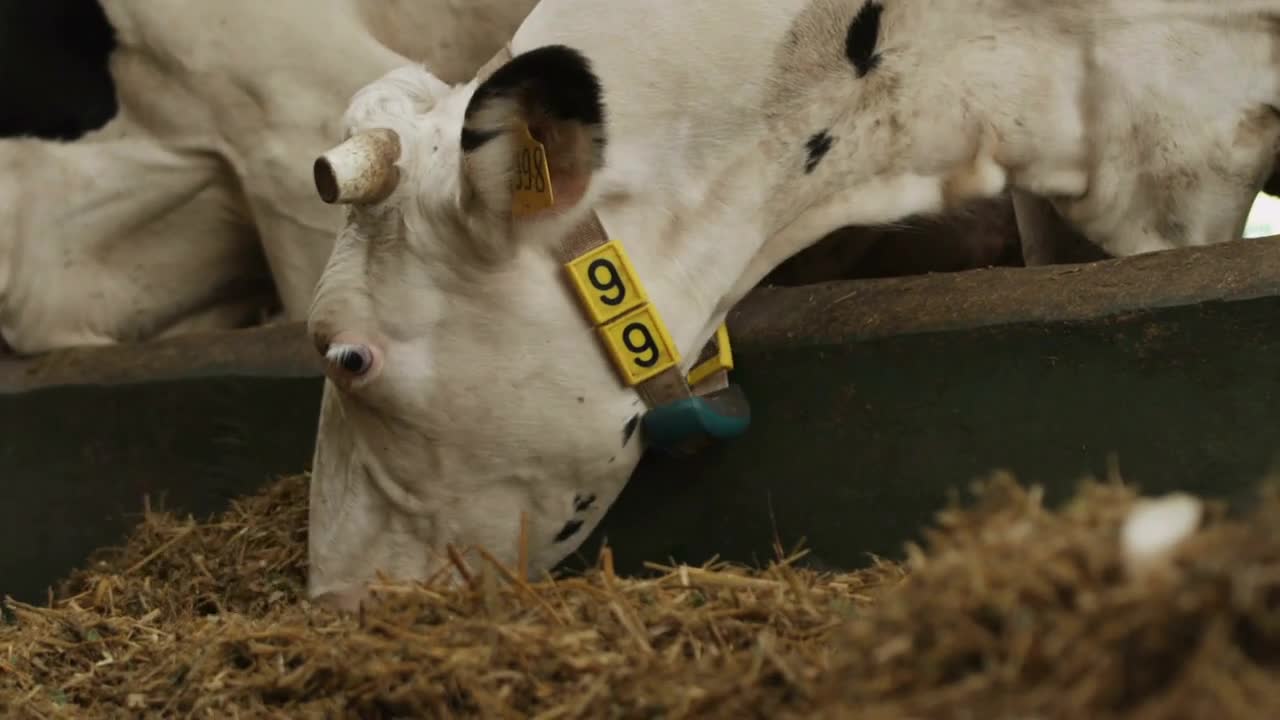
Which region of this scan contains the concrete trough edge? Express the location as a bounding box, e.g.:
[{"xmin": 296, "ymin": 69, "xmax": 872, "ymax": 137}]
[
  {"xmin": 6, "ymin": 234, "xmax": 1280, "ymax": 393},
  {"xmin": 732, "ymin": 234, "xmax": 1280, "ymax": 348}
]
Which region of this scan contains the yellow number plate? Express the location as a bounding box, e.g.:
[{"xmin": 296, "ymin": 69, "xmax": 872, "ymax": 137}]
[
  {"xmin": 564, "ymin": 240, "xmax": 650, "ymax": 325},
  {"xmin": 598, "ymin": 304, "xmax": 681, "ymax": 386},
  {"xmin": 511, "ymin": 124, "xmax": 554, "ymax": 217},
  {"xmin": 687, "ymin": 324, "xmax": 734, "ymax": 387}
]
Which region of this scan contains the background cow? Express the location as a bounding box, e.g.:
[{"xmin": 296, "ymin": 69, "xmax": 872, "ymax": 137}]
[
  {"xmin": 2, "ymin": 0, "xmax": 1277, "ymax": 357},
  {"xmin": 0, "ymin": 0, "xmax": 539, "ymax": 354},
  {"xmin": 16, "ymin": 0, "xmax": 1265, "ymax": 356}
]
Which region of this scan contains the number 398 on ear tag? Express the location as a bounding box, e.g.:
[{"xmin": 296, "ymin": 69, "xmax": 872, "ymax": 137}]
[{"xmin": 511, "ymin": 124, "xmax": 554, "ymax": 217}]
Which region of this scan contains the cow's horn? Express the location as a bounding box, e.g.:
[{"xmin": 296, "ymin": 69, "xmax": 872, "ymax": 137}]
[{"xmin": 313, "ymin": 128, "xmax": 402, "ymax": 205}]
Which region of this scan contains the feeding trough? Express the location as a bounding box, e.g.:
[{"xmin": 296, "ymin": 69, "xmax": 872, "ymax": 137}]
[{"xmin": 4, "ymin": 235, "xmax": 1280, "ymax": 603}]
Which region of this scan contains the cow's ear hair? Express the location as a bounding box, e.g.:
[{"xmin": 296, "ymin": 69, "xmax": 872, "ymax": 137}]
[{"xmin": 459, "ymin": 45, "xmax": 606, "ymax": 218}]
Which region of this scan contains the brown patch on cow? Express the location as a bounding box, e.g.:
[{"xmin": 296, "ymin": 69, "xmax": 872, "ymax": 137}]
[
  {"xmin": 1153, "ymin": 214, "xmax": 1189, "ymax": 248},
  {"xmin": 886, "ymin": 110, "xmax": 904, "ymax": 136},
  {"xmin": 1235, "ymin": 104, "xmax": 1280, "ymax": 144},
  {"xmin": 1134, "ymin": 168, "xmax": 1193, "ymax": 247}
]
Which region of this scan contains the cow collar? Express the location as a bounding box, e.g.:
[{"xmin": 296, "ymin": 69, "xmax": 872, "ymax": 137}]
[{"xmin": 474, "ymin": 45, "xmax": 751, "ymax": 456}]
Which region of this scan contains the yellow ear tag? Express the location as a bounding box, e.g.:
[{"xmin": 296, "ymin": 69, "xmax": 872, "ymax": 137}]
[{"xmin": 511, "ymin": 124, "xmax": 555, "ymax": 217}]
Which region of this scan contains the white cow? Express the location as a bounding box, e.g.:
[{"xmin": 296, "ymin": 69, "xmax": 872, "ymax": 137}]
[
  {"xmin": 0, "ymin": 0, "xmax": 538, "ymax": 354},
  {"xmin": 8, "ymin": 1, "xmax": 1280, "ymax": 357},
  {"xmin": 301, "ymin": 0, "xmax": 1280, "ymax": 609}
]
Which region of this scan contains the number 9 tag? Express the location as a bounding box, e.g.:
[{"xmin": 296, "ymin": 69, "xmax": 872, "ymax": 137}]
[
  {"xmin": 564, "ymin": 240, "xmax": 649, "ymax": 325},
  {"xmin": 598, "ymin": 304, "xmax": 681, "ymax": 385}
]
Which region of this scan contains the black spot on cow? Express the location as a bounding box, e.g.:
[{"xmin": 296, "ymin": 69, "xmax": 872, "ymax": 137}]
[
  {"xmin": 804, "ymin": 130, "xmax": 834, "ymax": 174},
  {"xmin": 845, "ymin": 0, "xmax": 884, "ymax": 78},
  {"xmin": 573, "ymin": 493, "xmax": 597, "ymax": 512},
  {"xmin": 462, "ymin": 44, "xmax": 606, "ymax": 155},
  {"xmin": 554, "ymin": 519, "xmax": 584, "ymax": 543},
  {"xmin": 622, "ymin": 414, "xmax": 640, "ymax": 447}
]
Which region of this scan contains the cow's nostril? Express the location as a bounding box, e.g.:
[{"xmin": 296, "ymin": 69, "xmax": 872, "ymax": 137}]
[{"xmin": 341, "ymin": 348, "xmax": 369, "ymax": 374}]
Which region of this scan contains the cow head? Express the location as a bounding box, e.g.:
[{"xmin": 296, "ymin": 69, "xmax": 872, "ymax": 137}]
[{"xmin": 304, "ymin": 47, "xmax": 740, "ymax": 610}]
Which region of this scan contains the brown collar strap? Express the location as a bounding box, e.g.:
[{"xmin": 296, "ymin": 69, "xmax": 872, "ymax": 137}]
[{"xmin": 472, "ymin": 45, "xmax": 732, "ymax": 410}]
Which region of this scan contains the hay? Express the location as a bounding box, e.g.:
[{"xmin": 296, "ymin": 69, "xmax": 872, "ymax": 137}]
[
  {"xmin": 811, "ymin": 475, "xmax": 1280, "ymax": 719},
  {"xmin": 4, "ymin": 471, "xmax": 1280, "ymax": 719}
]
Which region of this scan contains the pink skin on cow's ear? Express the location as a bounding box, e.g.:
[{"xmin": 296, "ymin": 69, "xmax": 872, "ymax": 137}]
[{"xmin": 457, "ymin": 45, "xmax": 607, "ymax": 222}]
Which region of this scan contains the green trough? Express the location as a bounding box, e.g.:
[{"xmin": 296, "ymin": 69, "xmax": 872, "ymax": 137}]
[{"xmin": 5, "ymin": 235, "xmax": 1280, "ymax": 603}]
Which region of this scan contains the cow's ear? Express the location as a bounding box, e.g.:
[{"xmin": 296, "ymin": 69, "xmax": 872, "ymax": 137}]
[{"xmin": 459, "ymin": 45, "xmax": 606, "ymax": 219}]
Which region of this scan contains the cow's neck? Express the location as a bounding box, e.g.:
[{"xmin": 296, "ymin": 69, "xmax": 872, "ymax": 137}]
[
  {"xmin": 585, "ymin": 105, "xmax": 1001, "ymax": 379},
  {"xmin": 579, "ymin": 158, "xmax": 770, "ymax": 383}
]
